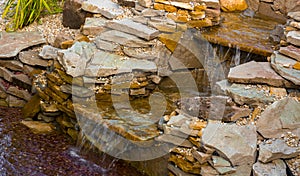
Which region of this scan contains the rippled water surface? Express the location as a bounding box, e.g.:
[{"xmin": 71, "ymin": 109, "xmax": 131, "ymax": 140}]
[{"xmin": 0, "ymin": 107, "xmax": 145, "ymax": 176}]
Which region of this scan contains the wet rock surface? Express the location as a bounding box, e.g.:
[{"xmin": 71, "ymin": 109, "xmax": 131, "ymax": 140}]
[{"xmin": 201, "ymin": 13, "xmax": 279, "ymax": 56}]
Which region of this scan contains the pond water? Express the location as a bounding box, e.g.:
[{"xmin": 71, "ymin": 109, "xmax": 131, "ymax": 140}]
[{"xmin": 0, "ymin": 107, "xmax": 145, "ymax": 175}]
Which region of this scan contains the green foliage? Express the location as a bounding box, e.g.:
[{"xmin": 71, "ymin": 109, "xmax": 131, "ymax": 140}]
[{"xmin": 2, "ymin": 0, "xmax": 64, "ymax": 31}]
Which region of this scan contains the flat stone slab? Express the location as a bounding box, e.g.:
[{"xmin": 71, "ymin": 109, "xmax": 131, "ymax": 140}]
[
  {"xmin": 258, "ymin": 139, "xmax": 299, "ymax": 163},
  {"xmin": 39, "ymin": 45, "xmax": 60, "ymax": 60},
  {"xmin": 94, "ymin": 39, "xmax": 121, "ymax": 52},
  {"xmin": 141, "ymin": 9, "xmax": 165, "ymax": 18},
  {"xmin": 290, "ymin": 21, "xmax": 300, "ymax": 30},
  {"xmin": 6, "ymin": 95, "xmax": 26, "ymax": 107},
  {"xmin": 60, "ymin": 84, "xmax": 94, "ymax": 98},
  {"xmin": 156, "ymin": 0, "xmax": 194, "ymax": 10},
  {"xmin": 0, "ymin": 31, "xmax": 45, "ymax": 58},
  {"xmin": 82, "ymin": 17, "xmax": 107, "ymax": 36},
  {"xmin": 226, "ymin": 83, "xmax": 275, "ymax": 106},
  {"xmin": 74, "ymin": 103, "xmax": 160, "ymax": 141},
  {"xmin": 85, "ymin": 50, "xmax": 157, "ymax": 77},
  {"xmin": 82, "ymin": 0, "xmax": 124, "ymax": 19},
  {"xmin": 253, "ymin": 160, "xmax": 287, "ymax": 176},
  {"xmin": 201, "ymin": 0, "xmax": 220, "ymax": 8},
  {"xmin": 256, "ymin": 97, "xmax": 300, "ymax": 138},
  {"xmin": 7, "ymin": 86, "xmax": 31, "ymax": 101},
  {"xmin": 202, "ymin": 122, "xmax": 257, "ymax": 166},
  {"xmin": 13, "ymin": 74, "xmax": 33, "ymax": 91},
  {"xmin": 228, "ymin": 61, "xmax": 296, "ymax": 88},
  {"xmin": 288, "ymin": 11, "xmax": 300, "ymax": 21},
  {"xmin": 287, "ymin": 31, "xmax": 300, "ymax": 47},
  {"xmin": 106, "ymin": 18, "xmax": 160, "ymax": 40},
  {"xmin": 21, "ymin": 120, "xmax": 55, "ymax": 134},
  {"xmin": 19, "ymin": 50, "xmax": 48, "ymax": 67},
  {"xmin": 201, "ymin": 13, "xmax": 279, "ymax": 56},
  {"xmin": 0, "ymin": 67, "xmax": 14, "ymax": 82},
  {"xmin": 155, "ymin": 134, "xmax": 193, "ymax": 148},
  {"xmin": 279, "ymin": 45, "xmax": 300, "ymax": 62},
  {"xmin": 271, "ymin": 52, "xmax": 300, "ymax": 85},
  {"xmin": 0, "ymin": 60, "xmax": 23, "ymax": 71},
  {"xmin": 97, "ymin": 30, "xmax": 155, "ymax": 48},
  {"xmin": 123, "ymin": 47, "xmax": 157, "ymax": 60}
]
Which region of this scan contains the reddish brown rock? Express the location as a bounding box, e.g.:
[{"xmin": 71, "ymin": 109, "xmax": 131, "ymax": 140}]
[
  {"xmin": 63, "ymin": 0, "xmax": 91, "ymax": 29},
  {"xmin": 257, "ymin": 2, "xmax": 286, "ymax": 23},
  {"xmin": 0, "ymin": 31, "xmax": 45, "ymax": 58},
  {"xmin": 228, "ymin": 61, "xmax": 296, "ymax": 88},
  {"xmin": 117, "ymin": 0, "xmax": 136, "ymax": 7}
]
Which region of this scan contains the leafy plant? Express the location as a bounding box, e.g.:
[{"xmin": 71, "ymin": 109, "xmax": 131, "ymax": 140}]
[{"xmin": 2, "ymin": 0, "xmax": 63, "ymax": 31}]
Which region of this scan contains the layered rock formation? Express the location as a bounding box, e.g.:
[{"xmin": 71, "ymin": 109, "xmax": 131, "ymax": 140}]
[
  {"xmin": 0, "ymin": 0, "xmax": 299, "ymax": 175},
  {"xmin": 0, "ymin": 31, "xmax": 46, "ymax": 107}
]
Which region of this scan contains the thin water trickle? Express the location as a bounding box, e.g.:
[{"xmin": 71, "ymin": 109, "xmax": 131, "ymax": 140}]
[{"xmin": 233, "ymin": 47, "xmax": 241, "ymax": 66}]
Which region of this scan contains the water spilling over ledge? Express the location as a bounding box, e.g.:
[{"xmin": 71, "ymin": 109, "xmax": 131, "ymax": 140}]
[
  {"xmin": 201, "ymin": 13, "xmax": 280, "ymax": 56},
  {"xmin": 1, "ymin": 0, "xmax": 300, "ymax": 175}
]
